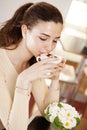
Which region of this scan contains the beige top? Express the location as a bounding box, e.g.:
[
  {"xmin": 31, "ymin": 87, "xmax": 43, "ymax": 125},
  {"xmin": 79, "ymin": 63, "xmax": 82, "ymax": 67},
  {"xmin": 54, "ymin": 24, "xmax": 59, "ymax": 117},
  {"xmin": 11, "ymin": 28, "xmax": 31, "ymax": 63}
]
[
  {"xmin": 0, "ymin": 48, "xmax": 60, "ymax": 130},
  {"xmin": 0, "ymin": 48, "xmax": 33, "ymax": 130}
]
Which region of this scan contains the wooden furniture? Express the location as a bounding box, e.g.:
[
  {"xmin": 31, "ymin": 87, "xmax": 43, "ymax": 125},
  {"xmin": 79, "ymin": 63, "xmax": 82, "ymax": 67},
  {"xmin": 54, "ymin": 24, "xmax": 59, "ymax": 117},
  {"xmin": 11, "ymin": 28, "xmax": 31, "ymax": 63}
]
[
  {"xmin": 74, "ymin": 118, "xmax": 87, "ymax": 130},
  {"xmin": 61, "ymin": 57, "xmax": 86, "ymax": 102},
  {"xmin": 58, "ymin": 51, "xmax": 87, "ymax": 119}
]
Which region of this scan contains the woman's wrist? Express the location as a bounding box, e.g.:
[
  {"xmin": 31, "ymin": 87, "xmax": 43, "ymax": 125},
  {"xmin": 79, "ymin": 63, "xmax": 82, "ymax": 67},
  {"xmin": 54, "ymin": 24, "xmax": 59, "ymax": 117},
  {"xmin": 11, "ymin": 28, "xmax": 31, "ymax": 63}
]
[
  {"xmin": 50, "ymin": 78, "xmax": 60, "ymax": 90},
  {"xmin": 15, "ymin": 87, "xmax": 29, "ymax": 95},
  {"xmin": 15, "ymin": 82, "xmax": 32, "ymax": 95}
]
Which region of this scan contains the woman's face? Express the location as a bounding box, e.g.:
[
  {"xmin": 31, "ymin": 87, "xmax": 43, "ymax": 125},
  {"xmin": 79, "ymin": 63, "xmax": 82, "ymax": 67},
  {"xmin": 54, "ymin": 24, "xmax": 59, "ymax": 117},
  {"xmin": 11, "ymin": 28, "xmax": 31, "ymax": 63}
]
[{"xmin": 24, "ymin": 21, "xmax": 63, "ymax": 57}]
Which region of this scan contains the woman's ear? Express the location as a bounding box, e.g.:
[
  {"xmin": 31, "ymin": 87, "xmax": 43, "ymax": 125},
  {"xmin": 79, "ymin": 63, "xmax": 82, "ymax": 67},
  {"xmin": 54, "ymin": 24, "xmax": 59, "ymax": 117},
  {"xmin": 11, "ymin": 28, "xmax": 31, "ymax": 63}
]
[{"xmin": 21, "ymin": 24, "xmax": 28, "ymax": 38}]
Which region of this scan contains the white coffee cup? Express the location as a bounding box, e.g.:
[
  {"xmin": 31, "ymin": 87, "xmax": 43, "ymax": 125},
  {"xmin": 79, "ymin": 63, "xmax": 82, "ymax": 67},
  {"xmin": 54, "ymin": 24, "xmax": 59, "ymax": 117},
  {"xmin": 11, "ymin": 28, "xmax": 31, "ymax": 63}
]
[{"xmin": 36, "ymin": 54, "xmax": 64, "ymax": 64}]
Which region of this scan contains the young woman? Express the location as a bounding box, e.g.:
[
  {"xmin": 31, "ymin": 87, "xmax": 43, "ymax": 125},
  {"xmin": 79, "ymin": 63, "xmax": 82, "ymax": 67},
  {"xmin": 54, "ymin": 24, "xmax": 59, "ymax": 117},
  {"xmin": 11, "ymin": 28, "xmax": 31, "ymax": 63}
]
[{"xmin": 0, "ymin": 2, "xmax": 65, "ymax": 130}]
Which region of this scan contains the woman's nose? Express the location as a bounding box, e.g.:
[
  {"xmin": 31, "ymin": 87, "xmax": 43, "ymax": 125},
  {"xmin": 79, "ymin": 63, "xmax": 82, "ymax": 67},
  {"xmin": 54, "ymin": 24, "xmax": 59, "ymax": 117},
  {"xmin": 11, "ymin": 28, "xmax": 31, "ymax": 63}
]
[{"xmin": 45, "ymin": 43, "xmax": 53, "ymax": 53}]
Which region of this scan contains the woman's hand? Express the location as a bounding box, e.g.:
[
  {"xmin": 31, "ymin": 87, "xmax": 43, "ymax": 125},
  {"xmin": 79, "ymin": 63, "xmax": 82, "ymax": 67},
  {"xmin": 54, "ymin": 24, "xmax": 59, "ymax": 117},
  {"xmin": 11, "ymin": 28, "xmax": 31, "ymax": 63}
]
[
  {"xmin": 49, "ymin": 58, "xmax": 66, "ymax": 91},
  {"xmin": 50, "ymin": 57, "xmax": 66, "ymax": 80},
  {"xmin": 18, "ymin": 58, "xmax": 57, "ymax": 82},
  {"xmin": 16, "ymin": 57, "xmax": 65, "ymax": 87}
]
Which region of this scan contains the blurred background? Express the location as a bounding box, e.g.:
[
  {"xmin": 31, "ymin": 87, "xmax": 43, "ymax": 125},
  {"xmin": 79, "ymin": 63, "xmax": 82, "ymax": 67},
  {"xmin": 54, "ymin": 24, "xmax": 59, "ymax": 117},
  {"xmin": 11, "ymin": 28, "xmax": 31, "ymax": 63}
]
[{"xmin": 0, "ymin": 0, "xmax": 87, "ymax": 129}]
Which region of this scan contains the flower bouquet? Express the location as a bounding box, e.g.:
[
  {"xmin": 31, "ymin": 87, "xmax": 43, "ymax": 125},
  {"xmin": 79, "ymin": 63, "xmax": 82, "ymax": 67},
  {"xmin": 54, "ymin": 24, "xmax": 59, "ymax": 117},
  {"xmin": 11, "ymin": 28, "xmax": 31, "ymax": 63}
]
[{"xmin": 44, "ymin": 102, "xmax": 81, "ymax": 130}]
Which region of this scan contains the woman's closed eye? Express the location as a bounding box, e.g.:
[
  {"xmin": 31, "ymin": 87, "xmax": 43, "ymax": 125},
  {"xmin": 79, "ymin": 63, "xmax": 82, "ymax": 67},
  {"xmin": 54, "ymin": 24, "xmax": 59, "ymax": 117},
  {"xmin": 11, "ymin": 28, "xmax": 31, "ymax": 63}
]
[
  {"xmin": 39, "ymin": 36, "xmax": 58, "ymax": 44},
  {"xmin": 53, "ymin": 40, "xmax": 57, "ymax": 43},
  {"xmin": 39, "ymin": 37, "xmax": 47, "ymax": 41}
]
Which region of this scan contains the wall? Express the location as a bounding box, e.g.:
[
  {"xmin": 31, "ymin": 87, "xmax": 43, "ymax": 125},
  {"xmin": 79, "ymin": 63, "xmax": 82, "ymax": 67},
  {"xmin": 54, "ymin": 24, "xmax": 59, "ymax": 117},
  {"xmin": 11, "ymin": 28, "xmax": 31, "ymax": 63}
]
[{"xmin": 0, "ymin": 0, "xmax": 72, "ymax": 24}]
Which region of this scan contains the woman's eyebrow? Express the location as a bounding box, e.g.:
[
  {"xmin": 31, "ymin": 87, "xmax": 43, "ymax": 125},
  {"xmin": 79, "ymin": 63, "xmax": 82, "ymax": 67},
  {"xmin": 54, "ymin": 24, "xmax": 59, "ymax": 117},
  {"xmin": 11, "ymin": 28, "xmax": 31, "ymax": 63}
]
[
  {"xmin": 40, "ymin": 33, "xmax": 60, "ymax": 39},
  {"xmin": 40, "ymin": 33, "xmax": 50, "ymax": 37}
]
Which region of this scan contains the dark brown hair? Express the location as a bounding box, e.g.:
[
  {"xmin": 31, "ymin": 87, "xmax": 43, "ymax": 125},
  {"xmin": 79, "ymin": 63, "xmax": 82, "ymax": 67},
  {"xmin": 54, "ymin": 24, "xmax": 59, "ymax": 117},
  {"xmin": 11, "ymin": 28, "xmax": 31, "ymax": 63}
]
[
  {"xmin": 0, "ymin": 2, "xmax": 63, "ymax": 48},
  {"xmin": 27, "ymin": 116, "xmax": 50, "ymax": 130}
]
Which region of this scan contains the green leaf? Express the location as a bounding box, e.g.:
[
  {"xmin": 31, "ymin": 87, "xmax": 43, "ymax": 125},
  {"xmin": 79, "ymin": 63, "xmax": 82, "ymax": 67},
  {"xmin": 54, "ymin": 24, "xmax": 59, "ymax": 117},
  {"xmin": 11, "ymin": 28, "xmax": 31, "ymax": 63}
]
[
  {"xmin": 44, "ymin": 107, "xmax": 50, "ymax": 122},
  {"xmin": 58, "ymin": 103, "xmax": 63, "ymax": 108},
  {"xmin": 45, "ymin": 113, "xmax": 50, "ymax": 122},
  {"xmin": 52, "ymin": 122, "xmax": 61, "ymax": 130},
  {"xmin": 52, "ymin": 117, "xmax": 70, "ymax": 130},
  {"xmin": 54, "ymin": 117, "xmax": 63, "ymax": 127},
  {"xmin": 46, "ymin": 107, "xmax": 49, "ymax": 114},
  {"xmin": 52, "ymin": 117, "xmax": 63, "ymax": 130},
  {"xmin": 75, "ymin": 117, "xmax": 81, "ymax": 125}
]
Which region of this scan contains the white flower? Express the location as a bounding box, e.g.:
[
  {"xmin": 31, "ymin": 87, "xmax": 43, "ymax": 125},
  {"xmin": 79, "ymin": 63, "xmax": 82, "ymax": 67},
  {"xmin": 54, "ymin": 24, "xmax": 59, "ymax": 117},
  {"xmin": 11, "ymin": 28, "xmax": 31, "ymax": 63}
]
[
  {"xmin": 44, "ymin": 102, "xmax": 81, "ymax": 130},
  {"xmin": 49, "ymin": 103, "xmax": 59, "ymax": 115},
  {"xmin": 70, "ymin": 118, "xmax": 77, "ymax": 128},
  {"xmin": 61, "ymin": 102, "xmax": 75, "ymax": 111},
  {"xmin": 62, "ymin": 118, "xmax": 75, "ymax": 129},
  {"xmin": 49, "ymin": 114, "xmax": 57, "ymax": 122},
  {"xmin": 65, "ymin": 109, "xmax": 75, "ymax": 119},
  {"xmin": 49, "ymin": 105, "xmax": 59, "ymax": 122},
  {"xmin": 58, "ymin": 108, "xmax": 66, "ymax": 119}
]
